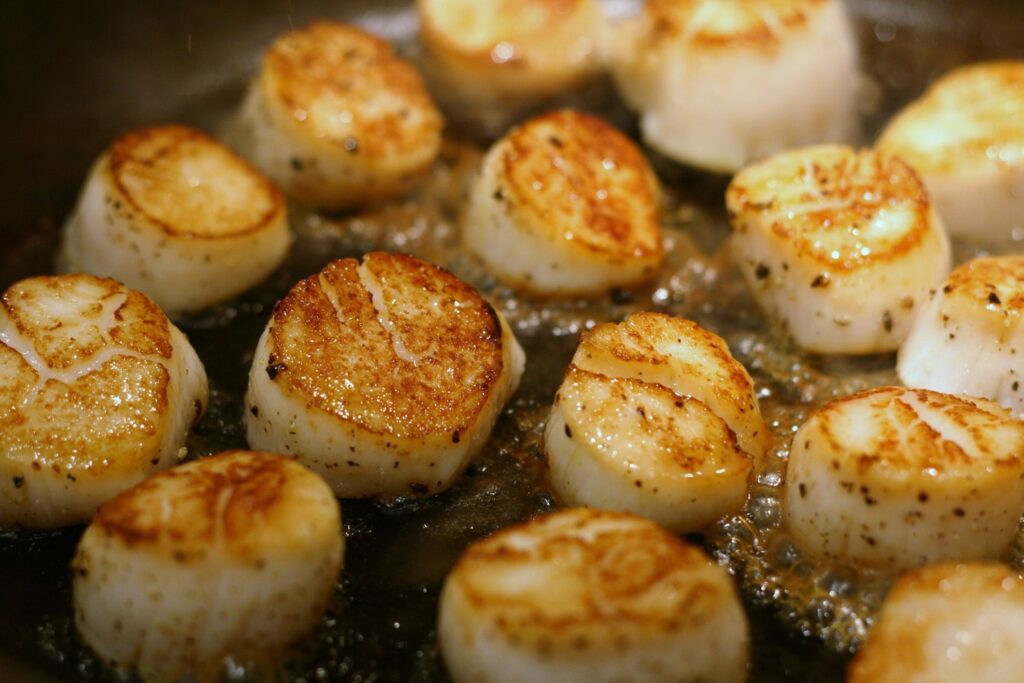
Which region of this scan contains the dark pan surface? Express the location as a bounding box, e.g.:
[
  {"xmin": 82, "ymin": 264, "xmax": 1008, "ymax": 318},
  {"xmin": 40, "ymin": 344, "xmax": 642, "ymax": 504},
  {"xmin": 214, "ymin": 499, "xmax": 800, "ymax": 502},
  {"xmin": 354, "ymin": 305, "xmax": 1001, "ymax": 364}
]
[{"xmin": 1, "ymin": 1, "xmax": 1024, "ymax": 682}]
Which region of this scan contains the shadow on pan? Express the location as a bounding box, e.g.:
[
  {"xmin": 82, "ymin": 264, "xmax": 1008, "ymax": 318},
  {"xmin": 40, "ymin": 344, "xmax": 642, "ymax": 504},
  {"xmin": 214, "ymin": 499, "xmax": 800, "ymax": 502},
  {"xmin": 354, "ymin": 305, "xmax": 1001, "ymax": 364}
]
[{"xmin": 1, "ymin": 1, "xmax": 1023, "ymax": 682}]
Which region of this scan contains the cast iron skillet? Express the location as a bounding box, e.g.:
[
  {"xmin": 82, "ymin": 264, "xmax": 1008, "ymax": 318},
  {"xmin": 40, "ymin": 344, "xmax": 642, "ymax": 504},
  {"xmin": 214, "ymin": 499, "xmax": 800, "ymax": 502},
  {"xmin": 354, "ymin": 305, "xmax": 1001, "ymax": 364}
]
[{"xmin": 1, "ymin": 1, "xmax": 1023, "ymax": 681}]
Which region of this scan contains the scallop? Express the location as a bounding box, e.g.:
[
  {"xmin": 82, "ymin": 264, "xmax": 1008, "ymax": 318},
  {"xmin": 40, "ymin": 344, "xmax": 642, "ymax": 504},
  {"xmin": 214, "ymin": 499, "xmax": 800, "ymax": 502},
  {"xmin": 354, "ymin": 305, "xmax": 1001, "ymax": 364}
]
[
  {"xmin": 610, "ymin": 0, "xmax": 858, "ymax": 173},
  {"xmin": 438, "ymin": 508, "xmax": 749, "ymax": 683},
  {"xmin": 877, "ymin": 61, "xmax": 1024, "ymax": 244},
  {"xmin": 244, "ymin": 252, "xmax": 525, "ymax": 498},
  {"xmin": 0, "ymin": 274, "xmax": 207, "ymax": 529},
  {"xmin": 463, "ymin": 109, "xmax": 664, "ymax": 296},
  {"xmin": 59, "ymin": 125, "xmax": 291, "ymax": 317},
  {"xmin": 727, "ymin": 145, "xmax": 951, "ymax": 354},
  {"xmin": 783, "ymin": 387, "xmax": 1024, "ymax": 571},
  {"xmin": 417, "ymin": 0, "xmax": 604, "ymax": 135},
  {"xmin": 73, "ymin": 449, "xmax": 343, "ymax": 683},
  {"xmin": 899, "ymin": 256, "xmax": 1024, "ymax": 416},
  {"xmin": 849, "ymin": 562, "xmax": 1024, "ymax": 683},
  {"xmin": 233, "ymin": 21, "xmax": 443, "ymax": 211},
  {"xmin": 544, "ymin": 312, "xmax": 770, "ymax": 532}
]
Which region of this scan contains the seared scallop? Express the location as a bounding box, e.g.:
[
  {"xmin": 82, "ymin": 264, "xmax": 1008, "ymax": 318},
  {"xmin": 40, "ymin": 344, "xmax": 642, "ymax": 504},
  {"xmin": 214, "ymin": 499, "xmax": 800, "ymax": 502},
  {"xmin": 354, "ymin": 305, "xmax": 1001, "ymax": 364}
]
[
  {"xmin": 610, "ymin": 0, "xmax": 858, "ymax": 172},
  {"xmin": 417, "ymin": 0, "xmax": 604, "ymax": 134},
  {"xmin": 245, "ymin": 252, "xmax": 524, "ymax": 498},
  {"xmin": 783, "ymin": 387, "xmax": 1024, "ymax": 571},
  {"xmin": 544, "ymin": 312, "xmax": 770, "ymax": 532},
  {"xmin": 463, "ymin": 110, "xmax": 664, "ymax": 296},
  {"xmin": 73, "ymin": 450, "xmax": 343, "ymax": 683},
  {"xmin": 849, "ymin": 562, "xmax": 1024, "ymax": 683},
  {"xmin": 878, "ymin": 61, "xmax": 1024, "ymax": 244},
  {"xmin": 234, "ymin": 21, "xmax": 443, "ymax": 211},
  {"xmin": 59, "ymin": 125, "xmax": 291, "ymax": 317},
  {"xmin": 438, "ymin": 508, "xmax": 749, "ymax": 683},
  {"xmin": 727, "ymin": 145, "xmax": 951, "ymax": 354},
  {"xmin": 899, "ymin": 256, "xmax": 1024, "ymax": 416},
  {"xmin": 0, "ymin": 275, "xmax": 207, "ymax": 529}
]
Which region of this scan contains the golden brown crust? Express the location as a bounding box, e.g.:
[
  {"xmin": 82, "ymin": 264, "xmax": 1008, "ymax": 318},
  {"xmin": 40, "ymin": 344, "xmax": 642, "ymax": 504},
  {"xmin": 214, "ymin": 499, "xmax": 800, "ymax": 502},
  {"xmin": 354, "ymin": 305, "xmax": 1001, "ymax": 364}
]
[
  {"xmin": 579, "ymin": 313, "xmax": 755, "ymax": 407},
  {"xmin": 94, "ymin": 450, "xmax": 335, "ymax": 560},
  {"xmin": 727, "ymin": 146, "xmax": 932, "ymax": 272},
  {"xmin": 419, "ymin": 0, "xmax": 595, "ymax": 63},
  {"xmin": 107, "ymin": 125, "xmax": 284, "ymax": 239},
  {"xmin": 451, "ymin": 509, "xmax": 731, "ymax": 651},
  {"xmin": 941, "ymin": 255, "xmax": 1024, "ymax": 313},
  {"xmin": 0, "ymin": 276, "xmax": 179, "ymax": 479},
  {"xmin": 500, "ymin": 110, "xmax": 662, "ymax": 260},
  {"xmin": 879, "ymin": 61, "xmax": 1024, "ymax": 173},
  {"xmin": 0, "ymin": 355, "xmax": 170, "ymax": 478},
  {"xmin": 261, "ymin": 21, "xmax": 442, "ymax": 161},
  {"xmin": 643, "ymin": 0, "xmax": 825, "ymax": 51},
  {"xmin": 2, "ymin": 275, "xmax": 171, "ymax": 368},
  {"xmin": 808, "ymin": 387, "xmax": 1024, "ymax": 481},
  {"xmin": 267, "ymin": 253, "xmax": 504, "ymax": 439},
  {"xmin": 848, "ymin": 562, "xmax": 1024, "ymax": 682},
  {"xmin": 560, "ymin": 366, "xmax": 752, "ymax": 479},
  {"xmin": 573, "ymin": 312, "xmax": 772, "ymax": 460}
]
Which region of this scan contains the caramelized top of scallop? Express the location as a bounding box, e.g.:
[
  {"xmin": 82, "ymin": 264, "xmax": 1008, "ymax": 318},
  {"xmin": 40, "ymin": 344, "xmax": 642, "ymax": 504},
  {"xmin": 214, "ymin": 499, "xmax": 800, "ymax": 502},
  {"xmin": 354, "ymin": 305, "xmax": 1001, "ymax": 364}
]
[
  {"xmin": 637, "ymin": 0, "xmax": 829, "ymax": 52},
  {"xmin": 495, "ymin": 110, "xmax": 662, "ymax": 262},
  {"xmin": 940, "ymin": 256, "xmax": 1024, "ymax": 316},
  {"xmin": 260, "ymin": 21, "xmax": 443, "ymax": 162},
  {"xmin": 727, "ymin": 146, "xmax": 933, "ymax": 272},
  {"xmin": 267, "ymin": 253, "xmax": 507, "ymax": 440},
  {"xmin": 107, "ymin": 125, "xmax": 283, "ymax": 239},
  {"xmin": 94, "ymin": 450, "xmax": 340, "ymax": 562},
  {"xmin": 801, "ymin": 387, "xmax": 1024, "ymax": 485},
  {"xmin": 446, "ymin": 508, "xmax": 739, "ymax": 654},
  {"xmin": 0, "ymin": 275, "xmax": 185, "ymax": 478},
  {"xmin": 573, "ymin": 312, "xmax": 771, "ymax": 460},
  {"xmin": 879, "ymin": 61, "xmax": 1024, "ymax": 174}
]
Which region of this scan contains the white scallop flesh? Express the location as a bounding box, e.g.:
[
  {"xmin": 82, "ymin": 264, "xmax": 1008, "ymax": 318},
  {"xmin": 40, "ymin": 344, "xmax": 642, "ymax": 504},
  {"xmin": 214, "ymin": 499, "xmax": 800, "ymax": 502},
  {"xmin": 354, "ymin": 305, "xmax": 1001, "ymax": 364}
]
[
  {"xmin": 899, "ymin": 256, "xmax": 1024, "ymax": 416},
  {"xmin": 73, "ymin": 450, "xmax": 343, "ymax": 683},
  {"xmin": 0, "ymin": 275, "xmax": 208, "ymax": 529},
  {"xmin": 464, "ymin": 109, "xmax": 664, "ymax": 296},
  {"xmin": 849, "ymin": 562, "xmax": 1024, "ymax": 683},
  {"xmin": 59, "ymin": 125, "xmax": 291, "ymax": 317},
  {"xmin": 878, "ymin": 61, "xmax": 1024, "ymax": 244},
  {"xmin": 610, "ymin": 0, "xmax": 858, "ymax": 173},
  {"xmin": 544, "ymin": 312, "xmax": 770, "ymax": 532},
  {"xmin": 245, "ymin": 252, "xmax": 525, "ymax": 498},
  {"xmin": 727, "ymin": 145, "xmax": 951, "ymax": 354},
  {"xmin": 784, "ymin": 387, "xmax": 1024, "ymax": 571},
  {"xmin": 233, "ymin": 21, "xmax": 443, "ymax": 211},
  {"xmin": 438, "ymin": 508, "xmax": 749, "ymax": 683}
]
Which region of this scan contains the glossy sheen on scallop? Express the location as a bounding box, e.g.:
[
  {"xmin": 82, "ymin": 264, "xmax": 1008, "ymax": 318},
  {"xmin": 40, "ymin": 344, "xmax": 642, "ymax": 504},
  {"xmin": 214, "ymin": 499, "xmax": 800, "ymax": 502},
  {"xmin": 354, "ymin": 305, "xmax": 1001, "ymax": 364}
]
[
  {"xmin": 849, "ymin": 563, "xmax": 1024, "ymax": 683},
  {"xmin": 544, "ymin": 312, "xmax": 770, "ymax": 532},
  {"xmin": 0, "ymin": 275, "xmax": 207, "ymax": 529},
  {"xmin": 878, "ymin": 61, "xmax": 1024, "ymax": 244},
  {"xmin": 245, "ymin": 252, "xmax": 525, "ymax": 498},
  {"xmin": 59, "ymin": 125, "xmax": 291, "ymax": 316},
  {"xmin": 899, "ymin": 256, "xmax": 1024, "ymax": 416},
  {"xmin": 438, "ymin": 508, "xmax": 749, "ymax": 683},
  {"xmin": 464, "ymin": 110, "xmax": 664, "ymax": 295},
  {"xmin": 73, "ymin": 450, "xmax": 343, "ymax": 683},
  {"xmin": 727, "ymin": 145, "xmax": 951, "ymax": 354},
  {"xmin": 235, "ymin": 21, "xmax": 443, "ymax": 211},
  {"xmin": 417, "ymin": 0, "xmax": 604, "ymax": 133},
  {"xmin": 784, "ymin": 387, "xmax": 1024, "ymax": 571},
  {"xmin": 610, "ymin": 0, "xmax": 858, "ymax": 172}
]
